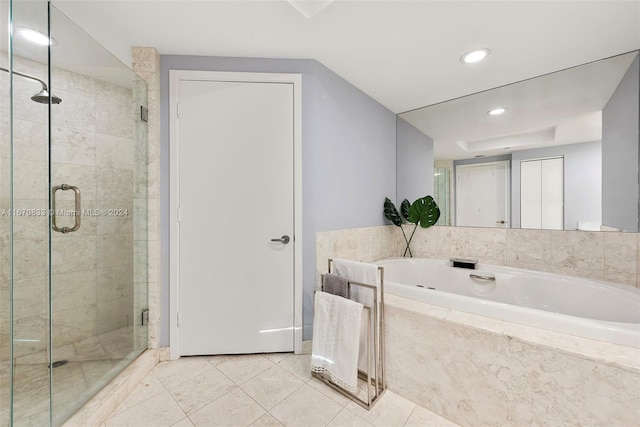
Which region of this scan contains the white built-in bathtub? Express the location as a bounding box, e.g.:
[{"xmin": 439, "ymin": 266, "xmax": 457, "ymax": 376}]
[{"xmin": 377, "ymin": 258, "xmax": 640, "ymax": 348}]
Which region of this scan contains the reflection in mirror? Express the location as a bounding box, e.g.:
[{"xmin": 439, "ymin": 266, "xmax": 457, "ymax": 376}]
[
  {"xmin": 398, "ymin": 51, "xmax": 640, "ymax": 231},
  {"xmin": 456, "ymin": 159, "xmax": 510, "ymax": 228}
]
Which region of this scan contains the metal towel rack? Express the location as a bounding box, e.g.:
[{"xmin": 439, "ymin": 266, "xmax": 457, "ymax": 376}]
[{"xmin": 312, "ymin": 258, "xmax": 386, "ymax": 409}]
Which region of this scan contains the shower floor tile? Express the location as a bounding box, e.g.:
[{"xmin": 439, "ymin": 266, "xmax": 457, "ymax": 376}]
[
  {"xmin": 3, "ymin": 326, "xmax": 144, "ymax": 427},
  {"xmin": 104, "ymin": 354, "xmax": 461, "ymax": 427}
]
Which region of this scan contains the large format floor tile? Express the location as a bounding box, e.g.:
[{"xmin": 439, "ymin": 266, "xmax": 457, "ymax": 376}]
[
  {"xmin": 168, "ymin": 367, "xmax": 235, "ymax": 415},
  {"xmin": 105, "ymin": 391, "xmax": 186, "ymax": 427},
  {"xmin": 103, "ymin": 354, "xmax": 459, "ymax": 427},
  {"xmin": 240, "ymin": 364, "xmax": 304, "ymax": 410},
  {"xmin": 270, "ymin": 383, "xmax": 343, "ymax": 427},
  {"xmin": 189, "ymin": 387, "xmax": 265, "ymax": 426}
]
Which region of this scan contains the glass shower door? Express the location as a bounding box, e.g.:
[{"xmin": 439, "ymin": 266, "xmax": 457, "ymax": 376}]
[{"xmin": 48, "ymin": 5, "xmax": 148, "ymax": 424}]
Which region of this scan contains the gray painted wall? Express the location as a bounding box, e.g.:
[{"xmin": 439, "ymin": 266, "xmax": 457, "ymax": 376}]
[
  {"xmin": 602, "ymin": 53, "xmax": 639, "ymax": 232},
  {"xmin": 160, "ymin": 55, "xmax": 397, "ymax": 345},
  {"xmin": 511, "ymin": 141, "xmax": 602, "ymax": 229},
  {"xmin": 396, "ymin": 117, "xmax": 434, "ymax": 204}
]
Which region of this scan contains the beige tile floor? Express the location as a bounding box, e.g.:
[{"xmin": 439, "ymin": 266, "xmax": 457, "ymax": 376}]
[{"xmin": 102, "ymin": 353, "xmax": 459, "ymax": 427}]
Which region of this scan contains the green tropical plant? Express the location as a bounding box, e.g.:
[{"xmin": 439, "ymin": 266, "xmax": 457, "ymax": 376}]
[
  {"xmin": 383, "ymin": 196, "xmax": 441, "ymax": 257},
  {"xmin": 384, "ymin": 197, "xmax": 412, "ymax": 256}
]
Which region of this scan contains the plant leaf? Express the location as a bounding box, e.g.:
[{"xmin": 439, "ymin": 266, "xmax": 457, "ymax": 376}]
[
  {"xmin": 400, "ymin": 199, "xmax": 411, "ymax": 221},
  {"xmin": 383, "ymin": 197, "xmax": 403, "ymax": 227},
  {"xmin": 407, "ymin": 195, "xmax": 441, "ymax": 228}
]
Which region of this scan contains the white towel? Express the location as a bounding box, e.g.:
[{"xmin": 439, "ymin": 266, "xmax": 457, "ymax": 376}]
[
  {"xmin": 331, "ymin": 258, "xmax": 381, "ymax": 375},
  {"xmin": 332, "ymin": 258, "xmax": 380, "ymax": 307},
  {"xmin": 311, "ymin": 291, "xmax": 363, "ymax": 393}
]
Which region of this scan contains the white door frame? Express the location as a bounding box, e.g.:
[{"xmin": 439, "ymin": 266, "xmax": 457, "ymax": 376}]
[{"xmin": 169, "ymin": 70, "xmax": 303, "ymax": 359}]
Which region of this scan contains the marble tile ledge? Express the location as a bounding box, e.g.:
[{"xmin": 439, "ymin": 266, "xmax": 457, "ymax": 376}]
[
  {"xmin": 63, "ymin": 348, "xmax": 159, "ymax": 427},
  {"xmin": 384, "ymin": 294, "xmax": 640, "ymax": 373}
]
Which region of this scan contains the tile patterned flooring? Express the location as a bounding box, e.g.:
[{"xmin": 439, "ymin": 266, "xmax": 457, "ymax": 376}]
[{"xmin": 103, "ymin": 353, "xmax": 459, "ymax": 427}]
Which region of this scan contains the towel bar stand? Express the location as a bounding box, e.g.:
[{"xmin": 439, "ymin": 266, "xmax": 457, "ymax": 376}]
[{"xmin": 312, "ymin": 259, "xmax": 386, "ymax": 410}]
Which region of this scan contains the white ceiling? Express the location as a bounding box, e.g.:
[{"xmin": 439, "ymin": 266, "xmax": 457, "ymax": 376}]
[
  {"xmin": 400, "ymin": 51, "xmax": 637, "ymax": 159},
  {"xmin": 52, "ymin": 0, "xmax": 640, "ymax": 114}
]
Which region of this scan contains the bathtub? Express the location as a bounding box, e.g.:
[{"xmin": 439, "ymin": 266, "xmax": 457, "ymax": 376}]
[{"xmin": 377, "ymin": 258, "xmax": 640, "ymax": 348}]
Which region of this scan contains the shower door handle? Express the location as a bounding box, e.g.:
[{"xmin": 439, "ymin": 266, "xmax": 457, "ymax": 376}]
[{"xmin": 52, "ymin": 184, "xmax": 81, "ymax": 234}]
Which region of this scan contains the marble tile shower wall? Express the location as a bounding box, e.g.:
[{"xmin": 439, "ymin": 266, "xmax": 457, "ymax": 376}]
[
  {"xmin": 0, "ymin": 55, "xmax": 138, "ymax": 362},
  {"xmin": 132, "ymin": 47, "xmax": 161, "ymax": 350},
  {"xmin": 316, "ymin": 225, "xmax": 639, "ymax": 289}
]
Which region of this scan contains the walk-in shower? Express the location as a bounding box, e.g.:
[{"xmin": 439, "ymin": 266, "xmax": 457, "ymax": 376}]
[{"xmin": 1, "ymin": 1, "xmax": 149, "ymax": 425}]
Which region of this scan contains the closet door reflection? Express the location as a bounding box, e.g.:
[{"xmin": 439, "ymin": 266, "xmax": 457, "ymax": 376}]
[{"xmin": 521, "ymin": 157, "xmax": 564, "ymax": 230}]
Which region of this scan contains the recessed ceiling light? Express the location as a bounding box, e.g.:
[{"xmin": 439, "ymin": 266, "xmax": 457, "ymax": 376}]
[
  {"xmin": 487, "ymin": 108, "xmax": 507, "ymax": 116},
  {"xmin": 460, "ymin": 48, "xmax": 490, "ymax": 64},
  {"xmin": 17, "ymin": 27, "xmax": 53, "ymax": 46}
]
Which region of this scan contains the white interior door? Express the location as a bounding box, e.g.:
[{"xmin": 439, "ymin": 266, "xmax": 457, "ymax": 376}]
[
  {"xmin": 521, "ymin": 157, "xmax": 564, "ymax": 230},
  {"xmin": 541, "ymin": 158, "xmax": 564, "ymax": 229},
  {"xmin": 521, "ymin": 160, "xmax": 543, "ymax": 229},
  {"xmin": 456, "ymin": 161, "xmax": 510, "ymax": 227},
  {"xmin": 177, "ymin": 79, "xmax": 294, "ymax": 355}
]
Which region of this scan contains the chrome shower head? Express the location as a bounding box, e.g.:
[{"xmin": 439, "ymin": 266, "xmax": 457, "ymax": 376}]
[
  {"xmin": 0, "ymin": 66, "xmax": 62, "ymax": 104},
  {"xmin": 30, "ymin": 89, "xmax": 62, "ymax": 104}
]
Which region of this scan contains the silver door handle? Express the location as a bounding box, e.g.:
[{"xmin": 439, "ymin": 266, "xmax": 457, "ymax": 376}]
[
  {"xmin": 52, "ymin": 184, "xmax": 81, "ymax": 233},
  {"xmin": 271, "ymin": 235, "xmax": 290, "ymax": 244}
]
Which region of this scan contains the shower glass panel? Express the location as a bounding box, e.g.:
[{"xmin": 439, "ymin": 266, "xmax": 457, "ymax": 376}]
[
  {"xmin": 434, "ymin": 166, "xmax": 451, "ymax": 226},
  {"xmin": 1, "ymin": 1, "xmax": 149, "ymax": 425},
  {"xmin": 2, "ymin": 1, "xmax": 52, "ymax": 425},
  {"xmin": 0, "ymin": 1, "xmax": 7, "ymax": 423}
]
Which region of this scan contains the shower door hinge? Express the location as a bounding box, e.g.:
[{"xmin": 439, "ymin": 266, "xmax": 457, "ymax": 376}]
[
  {"xmin": 176, "ymin": 103, "xmax": 181, "ymax": 118},
  {"xmin": 141, "ymin": 309, "xmax": 150, "ymax": 326},
  {"xmin": 177, "ymin": 312, "xmax": 181, "ymax": 328},
  {"xmin": 177, "ymin": 208, "xmax": 182, "ymax": 222},
  {"xmin": 140, "ymin": 106, "xmax": 149, "ymax": 122}
]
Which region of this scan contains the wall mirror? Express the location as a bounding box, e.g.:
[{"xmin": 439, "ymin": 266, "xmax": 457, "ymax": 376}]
[{"xmin": 398, "ymin": 50, "xmax": 639, "ymax": 232}]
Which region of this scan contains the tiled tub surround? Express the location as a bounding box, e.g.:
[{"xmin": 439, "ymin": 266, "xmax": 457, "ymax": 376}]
[
  {"xmin": 316, "ymin": 225, "xmax": 640, "ymax": 425},
  {"xmin": 317, "ymin": 225, "xmax": 640, "ymax": 288},
  {"xmin": 385, "ymin": 294, "xmax": 640, "ymax": 426},
  {"xmin": 408, "ymin": 226, "xmax": 640, "ymax": 288},
  {"xmin": 315, "ymin": 225, "xmax": 402, "ymax": 286},
  {"xmin": 378, "ymin": 258, "xmax": 639, "ymax": 348}
]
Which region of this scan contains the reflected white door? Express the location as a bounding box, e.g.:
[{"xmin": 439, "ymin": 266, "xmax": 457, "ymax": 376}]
[
  {"xmin": 456, "ymin": 161, "xmax": 510, "ymax": 227},
  {"xmin": 521, "ymin": 157, "xmax": 564, "ymax": 230},
  {"xmin": 177, "ymin": 79, "xmax": 294, "ymax": 355}
]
